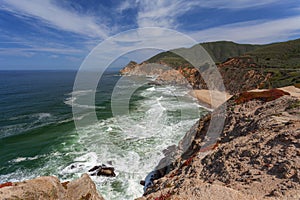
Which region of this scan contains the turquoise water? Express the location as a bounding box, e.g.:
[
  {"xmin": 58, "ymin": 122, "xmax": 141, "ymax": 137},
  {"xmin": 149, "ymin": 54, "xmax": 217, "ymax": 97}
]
[{"xmin": 0, "ymin": 70, "xmax": 207, "ymax": 199}]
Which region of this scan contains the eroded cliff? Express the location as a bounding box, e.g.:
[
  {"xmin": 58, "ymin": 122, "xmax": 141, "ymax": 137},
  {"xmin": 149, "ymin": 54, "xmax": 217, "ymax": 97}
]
[{"xmin": 138, "ymin": 91, "xmax": 300, "ymax": 200}]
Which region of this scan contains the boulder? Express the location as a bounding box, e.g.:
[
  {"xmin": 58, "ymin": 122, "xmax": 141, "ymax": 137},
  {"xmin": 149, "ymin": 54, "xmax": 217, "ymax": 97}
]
[
  {"xmin": 0, "ymin": 173, "xmax": 104, "ymax": 200},
  {"xmin": 89, "ymin": 165, "xmax": 116, "ymax": 177}
]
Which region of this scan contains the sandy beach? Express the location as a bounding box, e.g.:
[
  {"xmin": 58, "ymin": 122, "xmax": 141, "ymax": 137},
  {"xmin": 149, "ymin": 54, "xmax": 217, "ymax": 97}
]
[{"xmin": 190, "ymin": 90, "xmax": 232, "ymax": 108}]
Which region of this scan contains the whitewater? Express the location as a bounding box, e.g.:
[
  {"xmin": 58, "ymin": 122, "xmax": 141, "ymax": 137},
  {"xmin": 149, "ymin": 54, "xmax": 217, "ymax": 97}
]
[{"xmin": 0, "ymin": 70, "xmax": 207, "ymax": 199}]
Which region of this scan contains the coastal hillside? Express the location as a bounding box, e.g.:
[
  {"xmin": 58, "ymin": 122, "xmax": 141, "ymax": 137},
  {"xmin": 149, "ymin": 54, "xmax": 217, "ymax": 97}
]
[
  {"xmin": 248, "ymin": 38, "xmax": 300, "ymax": 68},
  {"xmin": 147, "ymin": 41, "xmax": 264, "ymax": 65},
  {"xmin": 120, "ymin": 39, "xmax": 300, "ymax": 93},
  {"xmin": 138, "ymin": 90, "xmax": 300, "ymax": 200}
]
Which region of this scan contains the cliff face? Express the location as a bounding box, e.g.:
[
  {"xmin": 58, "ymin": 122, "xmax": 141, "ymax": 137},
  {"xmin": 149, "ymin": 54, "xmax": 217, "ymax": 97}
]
[
  {"xmin": 120, "ymin": 61, "xmax": 191, "ymax": 86},
  {"xmin": 120, "ymin": 57, "xmax": 271, "ymax": 94},
  {"xmin": 138, "ymin": 92, "xmax": 300, "ymax": 200},
  {"xmin": 218, "ymin": 57, "xmax": 273, "ymax": 94},
  {"xmin": 0, "ymin": 173, "xmax": 105, "ymax": 200}
]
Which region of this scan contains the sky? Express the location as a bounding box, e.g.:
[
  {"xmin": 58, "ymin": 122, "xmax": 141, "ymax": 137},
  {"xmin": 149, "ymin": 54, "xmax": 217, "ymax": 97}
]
[{"xmin": 1, "ymin": 0, "xmax": 300, "ymax": 70}]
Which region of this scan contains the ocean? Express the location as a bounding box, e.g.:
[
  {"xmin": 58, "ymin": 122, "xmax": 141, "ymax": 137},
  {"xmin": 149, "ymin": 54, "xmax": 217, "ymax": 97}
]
[{"xmin": 0, "ymin": 70, "xmax": 207, "ymax": 199}]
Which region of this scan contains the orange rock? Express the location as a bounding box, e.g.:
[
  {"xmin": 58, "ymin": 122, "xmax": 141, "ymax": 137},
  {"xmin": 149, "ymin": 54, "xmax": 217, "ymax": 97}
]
[
  {"xmin": 235, "ymin": 89, "xmax": 290, "ymax": 104},
  {"xmin": 0, "ymin": 182, "xmax": 13, "ymax": 189}
]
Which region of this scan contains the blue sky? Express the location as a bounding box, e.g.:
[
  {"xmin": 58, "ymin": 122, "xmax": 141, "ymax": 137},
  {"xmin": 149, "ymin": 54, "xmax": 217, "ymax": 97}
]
[{"xmin": 1, "ymin": 0, "xmax": 300, "ymax": 70}]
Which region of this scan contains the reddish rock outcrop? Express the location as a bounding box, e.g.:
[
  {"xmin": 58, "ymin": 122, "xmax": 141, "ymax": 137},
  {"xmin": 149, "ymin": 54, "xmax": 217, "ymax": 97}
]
[{"xmin": 234, "ymin": 89, "xmax": 290, "ymax": 104}]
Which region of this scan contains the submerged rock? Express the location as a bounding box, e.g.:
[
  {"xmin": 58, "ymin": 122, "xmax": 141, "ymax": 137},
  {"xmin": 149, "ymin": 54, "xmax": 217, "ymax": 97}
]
[
  {"xmin": 0, "ymin": 173, "xmax": 105, "ymax": 200},
  {"xmin": 89, "ymin": 164, "xmax": 116, "ymax": 177}
]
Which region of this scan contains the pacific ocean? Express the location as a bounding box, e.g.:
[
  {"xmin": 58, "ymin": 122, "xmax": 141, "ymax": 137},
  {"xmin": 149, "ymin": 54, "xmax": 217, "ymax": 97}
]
[{"xmin": 0, "ymin": 70, "xmax": 207, "ymax": 199}]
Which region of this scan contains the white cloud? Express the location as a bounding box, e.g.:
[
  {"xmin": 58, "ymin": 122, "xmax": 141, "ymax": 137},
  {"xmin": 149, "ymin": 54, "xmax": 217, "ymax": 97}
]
[
  {"xmin": 116, "ymin": 0, "xmax": 136, "ymax": 13},
  {"xmin": 50, "ymin": 55, "xmax": 59, "ymax": 58},
  {"xmin": 134, "ymin": 0, "xmax": 282, "ymax": 28},
  {"xmin": 136, "ymin": 0, "xmax": 181, "ymax": 28},
  {"xmin": 79, "ymin": 27, "xmax": 199, "ymax": 71},
  {"xmin": 0, "ymin": 46, "xmax": 83, "ymax": 56},
  {"xmin": 194, "ymin": 0, "xmax": 281, "ymax": 9},
  {"xmin": 189, "ymin": 16, "xmax": 300, "ymax": 43},
  {"xmin": 0, "ymin": 0, "xmax": 109, "ymax": 39}
]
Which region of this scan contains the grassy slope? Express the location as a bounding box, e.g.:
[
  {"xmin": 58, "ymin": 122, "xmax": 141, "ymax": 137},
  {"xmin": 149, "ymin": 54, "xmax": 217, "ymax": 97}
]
[
  {"xmin": 147, "ymin": 41, "xmax": 264, "ymax": 66},
  {"xmin": 248, "ymin": 38, "xmax": 300, "ymax": 69},
  {"xmin": 201, "ymin": 41, "xmax": 263, "ymax": 63},
  {"xmin": 146, "ymin": 39, "xmax": 300, "ymax": 88},
  {"xmin": 248, "ymin": 39, "xmax": 300, "ymax": 87}
]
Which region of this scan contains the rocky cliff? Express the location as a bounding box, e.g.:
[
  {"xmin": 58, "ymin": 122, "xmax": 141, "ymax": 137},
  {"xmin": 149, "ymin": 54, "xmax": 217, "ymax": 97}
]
[
  {"xmin": 0, "ymin": 173, "xmax": 105, "ymax": 200},
  {"xmin": 120, "ymin": 39, "xmax": 300, "ymax": 94},
  {"xmin": 120, "ymin": 57, "xmax": 271, "ymax": 94},
  {"xmin": 138, "ymin": 90, "xmax": 300, "ymax": 200}
]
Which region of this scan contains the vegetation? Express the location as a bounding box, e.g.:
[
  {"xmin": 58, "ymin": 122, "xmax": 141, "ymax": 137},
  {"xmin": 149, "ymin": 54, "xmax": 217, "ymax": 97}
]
[
  {"xmin": 147, "ymin": 51, "xmax": 190, "ymax": 69},
  {"xmin": 263, "ymin": 69, "xmax": 300, "ymax": 88},
  {"xmin": 201, "ymin": 41, "xmax": 263, "ymax": 63},
  {"xmin": 287, "ymin": 100, "xmax": 300, "ymax": 110},
  {"xmin": 248, "ymin": 38, "xmax": 300, "ymax": 69},
  {"xmin": 145, "ymin": 38, "xmax": 300, "ymax": 89},
  {"xmin": 147, "ymin": 41, "xmax": 264, "ymax": 67}
]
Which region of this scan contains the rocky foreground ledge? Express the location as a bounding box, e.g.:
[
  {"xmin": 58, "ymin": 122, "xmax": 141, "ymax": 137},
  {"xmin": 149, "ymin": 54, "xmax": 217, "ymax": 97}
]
[
  {"xmin": 0, "ymin": 173, "xmax": 104, "ymax": 200},
  {"xmin": 139, "ymin": 90, "xmax": 300, "ymax": 200}
]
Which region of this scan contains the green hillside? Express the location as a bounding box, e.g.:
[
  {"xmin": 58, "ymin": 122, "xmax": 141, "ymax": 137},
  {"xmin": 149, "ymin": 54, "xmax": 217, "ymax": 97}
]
[
  {"xmin": 147, "ymin": 39, "xmax": 300, "ymax": 69},
  {"xmin": 201, "ymin": 41, "xmax": 263, "ymax": 63},
  {"xmin": 248, "ymin": 38, "xmax": 300, "ymax": 69},
  {"xmin": 246, "ymin": 38, "xmax": 300, "ymax": 88},
  {"xmin": 147, "ymin": 41, "xmax": 264, "ymax": 67},
  {"xmin": 145, "ymin": 39, "xmax": 300, "ymax": 88}
]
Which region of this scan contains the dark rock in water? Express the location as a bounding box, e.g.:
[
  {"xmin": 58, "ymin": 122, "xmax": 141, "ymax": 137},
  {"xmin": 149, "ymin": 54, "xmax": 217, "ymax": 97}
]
[
  {"xmin": 89, "ymin": 165, "xmax": 116, "ymax": 177},
  {"xmin": 88, "ymin": 165, "xmax": 101, "ymax": 172},
  {"xmin": 143, "ymin": 170, "xmax": 163, "ymax": 193},
  {"xmin": 140, "ymin": 180, "xmax": 145, "ymax": 186},
  {"xmin": 70, "ymin": 165, "xmax": 76, "ymax": 169},
  {"xmin": 97, "ymin": 167, "xmax": 116, "ymax": 177}
]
